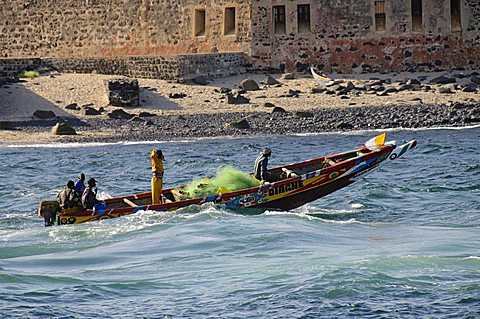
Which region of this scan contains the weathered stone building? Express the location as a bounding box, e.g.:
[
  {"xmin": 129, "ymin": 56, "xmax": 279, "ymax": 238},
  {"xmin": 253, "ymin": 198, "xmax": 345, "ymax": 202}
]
[{"xmin": 0, "ymin": 0, "xmax": 479, "ymax": 77}]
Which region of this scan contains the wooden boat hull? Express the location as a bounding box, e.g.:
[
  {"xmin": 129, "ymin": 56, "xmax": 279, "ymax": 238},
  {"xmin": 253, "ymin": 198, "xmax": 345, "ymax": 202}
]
[{"xmin": 43, "ymin": 138, "xmax": 416, "ymax": 225}]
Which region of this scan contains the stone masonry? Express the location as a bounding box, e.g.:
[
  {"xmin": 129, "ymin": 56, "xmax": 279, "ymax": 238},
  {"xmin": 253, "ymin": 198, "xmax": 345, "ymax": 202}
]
[{"xmin": 0, "ymin": 0, "xmax": 479, "ymax": 76}]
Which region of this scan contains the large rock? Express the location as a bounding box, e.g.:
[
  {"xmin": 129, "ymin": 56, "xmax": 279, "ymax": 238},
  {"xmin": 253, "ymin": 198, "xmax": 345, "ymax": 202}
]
[
  {"xmin": 33, "ymin": 110, "xmax": 56, "ymax": 119},
  {"xmin": 471, "ymin": 76, "xmax": 480, "ymax": 85},
  {"xmin": 272, "ymin": 106, "xmax": 286, "ymax": 113},
  {"xmin": 226, "ymin": 119, "xmax": 250, "ymax": 129},
  {"xmin": 430, "ymin": 76, "xmax": 456, "ymax": 84},
  {"xmin": 262, "ymin": 75, "xmax": 280, "ymax": 85},
  {"xmin": 80, "ymin": 107, "xmax": 101, "ymax": 116},
  {"xmin": 239, "ymin": 78, "xmax": 260, "ymax": 91},
  {"xmin": 226, "ymin": 93, "xmax": 250, "ymax": 104},
  {"xmin": 336, "ymin": 121, "xmax": 354, "ymax": 129},
  {"xmin": 0, "ymin": 121, "xmax": 13, "ymax": 130},
  {"xmin": 108, "ymin": 109, "xmax": 134, "ymax": 120},
  {"xmin": 462, "ymin": 84, "xmax": 477, "ymax": 93},
  {"xmin": 282, "ymin": 73, "xmax": 295, "ymax": 80},
  {"xmin": 51, "ymin": 123, "xmax": 76, "ymax": 135},
  {"xmin": 192, "ymin": 75, "xmax": 208, "ymax": 85},
  {"xmin": 438, "ymin": 84, "xmax": 455, "ymax": 94},
  {"xmin": 106, "ymin": 78, "xmax": 139, "ymax": 108},
  {"xmin": 65, "ymin": 103, "xmax": 79, "ymax": 110},
  {"xmin": 262, "ymin": 102, "xmax": 276, "ymax": 108}
]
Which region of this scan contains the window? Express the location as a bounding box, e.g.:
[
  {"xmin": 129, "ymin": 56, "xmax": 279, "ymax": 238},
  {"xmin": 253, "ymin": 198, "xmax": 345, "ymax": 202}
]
[
  {"xmin": 374, "ymin": 1, "xmax": 386, "ymax": 31},
  {"xmin": 411, "ymin": 0, "xmax": 423, "ymax": 32},
  {"xmin": 297, "ymin": 4, "xmax": 311, "ymax": 33},
  {"xmin": 224, "ymin": 7, "xmax": 236, "ymax": 35},
  {"xmin": 273, "ymin": 5, "xmax": 286, "ymax": 35},
  {"xmin": 451, "ymin": 0, "xmax": 462, "ymax": 31},
  {"xmin": 194, "ymin": 8, "xmax": 206, "ymax": 37}
]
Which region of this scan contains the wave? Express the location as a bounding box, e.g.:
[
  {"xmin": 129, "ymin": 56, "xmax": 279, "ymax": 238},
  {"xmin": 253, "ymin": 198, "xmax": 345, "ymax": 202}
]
[
  {"xmin": 294, "ymin": 124, "xmax": 480, "ymax": 136},
  {"xmin": 4, "ymin": 125, "xmax": 478, "ymax": 149},
  {"xmin": 1, "ymin": 135, "xmax": 264, "ymax": 149}
]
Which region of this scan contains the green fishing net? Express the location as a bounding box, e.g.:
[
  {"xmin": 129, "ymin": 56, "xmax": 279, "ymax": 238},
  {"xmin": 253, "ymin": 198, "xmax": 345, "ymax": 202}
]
[
  {"xmin": 20, "ymin": 70, "xmax": 39, "ymax": 78},
  {"xmin": 181, "ymin": 166, "xmax": 260, "ymax": 198}
]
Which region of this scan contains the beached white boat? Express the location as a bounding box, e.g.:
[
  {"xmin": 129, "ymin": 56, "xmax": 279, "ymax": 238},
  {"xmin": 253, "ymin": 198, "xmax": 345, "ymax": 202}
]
[{"xmin": 311, "ymin": 67, "xmax": 334, "ymax": 86}]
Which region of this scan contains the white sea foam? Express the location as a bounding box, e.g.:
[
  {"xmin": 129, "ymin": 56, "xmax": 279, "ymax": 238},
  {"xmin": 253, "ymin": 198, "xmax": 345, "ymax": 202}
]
[
  {"xmin": 351, "ymin": 203, "xmax": 364, "ymax": 209},
  {"xmin": 463, "ymin": 256, "xmax": 480, "ymax": 260},
  {"xmin": 293, "ymin": 124, "xmax": 480, "ymax": 137}
]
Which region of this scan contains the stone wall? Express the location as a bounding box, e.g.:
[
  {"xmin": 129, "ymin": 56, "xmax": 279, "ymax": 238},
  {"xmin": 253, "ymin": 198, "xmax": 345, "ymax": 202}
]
[
  {"xmin": 0, "ymin": 0, "xmax": 251, "ymax": 58},
  {"xmin": 1, "ymin": 0, "xmax": 479, "ymax": 74},
  {"xmin": 249, "ymin": 0, "xmax": 480, "ymax": 72},
  {"xmin": 0, "ymin": 53, "xmax": 247, "ymax": 80}
]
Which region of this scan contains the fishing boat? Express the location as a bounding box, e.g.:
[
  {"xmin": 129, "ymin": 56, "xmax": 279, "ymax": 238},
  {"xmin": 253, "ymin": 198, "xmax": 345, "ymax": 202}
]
[
  {"xmin": 311, "ymin": 66, "xmax": 334, "ymax": 86},
  {"xmin": 38, "ymin": 133, "xmax": 416, "ymax": 225}
]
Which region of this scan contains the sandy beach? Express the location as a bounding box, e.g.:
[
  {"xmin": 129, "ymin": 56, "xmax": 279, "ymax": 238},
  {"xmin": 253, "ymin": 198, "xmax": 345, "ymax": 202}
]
[{"xmin": 1, "ymin": 70, "xmax": 479, "ymax": 144}]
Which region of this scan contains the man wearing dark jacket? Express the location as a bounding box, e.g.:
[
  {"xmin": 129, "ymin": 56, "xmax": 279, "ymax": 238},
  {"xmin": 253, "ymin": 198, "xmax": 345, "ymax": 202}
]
[
  {"xmin": 254, "ymin": 148, "xmax": 272, "ymax": 182},
  {"xmin": 82, "ymin": 178, "xmax": 101, "ymax": 210}
]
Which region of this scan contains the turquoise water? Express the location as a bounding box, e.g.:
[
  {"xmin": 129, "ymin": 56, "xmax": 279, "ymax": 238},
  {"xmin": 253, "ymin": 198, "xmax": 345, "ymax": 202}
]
[{"xmin": 1, "ymin": 128, "xmax": 479, "ymax": 318}]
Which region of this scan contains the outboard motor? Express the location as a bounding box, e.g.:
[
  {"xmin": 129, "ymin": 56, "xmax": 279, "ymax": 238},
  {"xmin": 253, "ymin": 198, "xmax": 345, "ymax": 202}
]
[{"xmin": 38, "ymin": 200, "xmax": 60, "ymax": 227}]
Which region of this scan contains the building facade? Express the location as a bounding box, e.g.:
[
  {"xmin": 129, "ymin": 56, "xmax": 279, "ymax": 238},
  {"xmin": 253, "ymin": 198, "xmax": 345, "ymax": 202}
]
[{"xmin": 1, "ymin": 0, "xmax": 479, "ymax": 74}]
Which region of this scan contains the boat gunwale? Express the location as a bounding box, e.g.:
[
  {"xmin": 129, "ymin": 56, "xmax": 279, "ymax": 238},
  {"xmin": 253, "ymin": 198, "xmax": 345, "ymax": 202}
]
[{"xmin": 60, "ymin": 144, "xmax": 395, "ymax": 219}]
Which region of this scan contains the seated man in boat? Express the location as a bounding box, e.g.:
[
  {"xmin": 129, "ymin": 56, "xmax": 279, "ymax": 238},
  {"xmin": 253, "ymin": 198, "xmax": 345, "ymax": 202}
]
[
  {"xmin": 57, "ymin": 180, "xmax": 81, "ymax": 209},
  {"xmin": 82, "ymin": 178, "xmax": 103, "ymax": 210},
  {"xmin": 254, "ymin": 148, "xmax": 273, "ymax": 183}
]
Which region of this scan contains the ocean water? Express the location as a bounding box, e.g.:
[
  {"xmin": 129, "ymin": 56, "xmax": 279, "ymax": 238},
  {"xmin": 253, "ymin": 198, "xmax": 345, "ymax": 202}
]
[{"xmin": 0, "ymin": 128, "xmax": 479, "ymax": 318}]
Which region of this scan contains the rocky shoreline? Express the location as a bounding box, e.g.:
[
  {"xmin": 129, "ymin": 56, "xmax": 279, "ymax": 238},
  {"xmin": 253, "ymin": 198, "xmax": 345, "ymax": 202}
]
[
  {"xmin": 1, "ymin": 71, "xmax": 479, "ymax": 144},
  {"xmin": 8, "ymin": 101, "xmax": 480, "ymax": 144}
]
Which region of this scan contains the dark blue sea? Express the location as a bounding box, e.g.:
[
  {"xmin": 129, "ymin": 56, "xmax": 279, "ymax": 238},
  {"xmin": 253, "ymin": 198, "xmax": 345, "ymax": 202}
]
[{"xmin": 1, "ymin": 127, "xmax": 479, "ymax": 318}]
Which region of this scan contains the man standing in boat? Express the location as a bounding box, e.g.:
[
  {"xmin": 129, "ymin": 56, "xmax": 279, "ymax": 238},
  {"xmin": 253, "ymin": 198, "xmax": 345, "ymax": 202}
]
[
  {"xmin": 150, "ymin": 149, "xmax": 164, "ymax": 204},
  {"xmin": 254, "ymin": 148, "xmax": 272, "ymax": 183}
]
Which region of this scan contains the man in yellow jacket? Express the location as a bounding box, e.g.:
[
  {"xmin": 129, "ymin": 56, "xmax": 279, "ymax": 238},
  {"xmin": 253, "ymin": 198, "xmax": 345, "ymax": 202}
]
[{"xmin": 150, "ymin": 149, "xmax": 164, "ymax": 204}]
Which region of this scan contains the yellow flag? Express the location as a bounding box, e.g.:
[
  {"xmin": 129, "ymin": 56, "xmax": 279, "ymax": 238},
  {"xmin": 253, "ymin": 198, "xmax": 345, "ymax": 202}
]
[{"xmin": 365, "ymin": 132, "xmax": 386, "ymax": 149}]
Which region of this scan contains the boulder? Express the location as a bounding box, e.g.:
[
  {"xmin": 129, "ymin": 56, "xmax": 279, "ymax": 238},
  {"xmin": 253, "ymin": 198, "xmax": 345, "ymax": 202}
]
[
  {"xmin": 108, "ymin": 109, "xmax": 134, "ymax": 120},
  {"xmin": 226, "ymin": 119, "xmax": 250, "ymax": 129},
  {"xmin": 282, "ymin": 73, "xmax": 295, "ymax": 80},
  {"xmin": 192, "ymin": 75, "xmax": 208, "ymax": 85},
  {"xmin": 65, "ymin": 103, "xmax": 79, "ymax": 110},
  {"xmin": 262, "ymin": 102, "xmax": 276, "ymax": 108},
  {"xmin": 286, "ymin": 89, "xmax": 300, "ymax": 97},
  {"xmin": 138, "ymin": 112, "xmax": 156, "ymax": 117},
  {"xmin": 219, "ymin": 87, "xmax": 231, "ymax": 94},
  {"xmin": 33, "ymin": 110, "xmax": 56, "ymax": 119},
  {"xmin": 272, "ymin": 106, "xmax": 286, "ymax": 113},
  {"xmin": 471, "ymin": 76, "xmax": 480, "ymax": 85},
  {"xmin": 462, "ymin": 84, "xmax": 477, "ymax": 93},
  {"xmin": 80, "ymin": 107, "xmax": 101, "ymax": 116},
  {"xmin": 226, "ymin": 93, "xmax": 250, "ymax": 105},
  {"xmin": 240, "ymin": 78, "xmax": 260, "ymax": 91},
  {"xmin": 0, "ymin": 121, "xmax": 13, "ymax": 130},
  {"xmin": 384, "ymin": 87, "xmax": 399, "ymax": 93},
  {"xmin": 438, "ymin": 84, "xmax": 455, "ymax": 94},
  {"xmin": 51, "ymin": 123, "xmax": 76, "ymax": 135},
  {"xmin": 262, "ymin": 75, "xmax": 280, "ymax": 85},
  {"xmin": 311, "ymin": 87, "xmax": 326, "ymax": 94},
  {"xmin": 398, "ymin": 84, "xmax": 414, "ymax": 91},
  {"xmin": 345, "ymin": 81, "xmax": 356, "ymax": 91},
  {"xmin": 336, "ymin": 122, "xmax": 354, "ymax": 129},
  {"xmin": 430, "ymin": 76, "xmax": 456, "ymax": 84}
]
